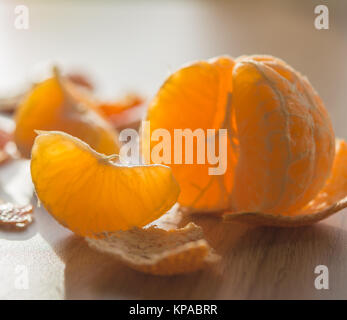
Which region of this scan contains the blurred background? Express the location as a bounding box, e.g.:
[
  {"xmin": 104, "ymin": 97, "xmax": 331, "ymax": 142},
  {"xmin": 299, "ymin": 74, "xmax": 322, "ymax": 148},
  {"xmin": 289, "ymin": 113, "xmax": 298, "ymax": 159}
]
[{"xmin": 1, "ymin": 0, "xmax": 347, "ymax": 136}]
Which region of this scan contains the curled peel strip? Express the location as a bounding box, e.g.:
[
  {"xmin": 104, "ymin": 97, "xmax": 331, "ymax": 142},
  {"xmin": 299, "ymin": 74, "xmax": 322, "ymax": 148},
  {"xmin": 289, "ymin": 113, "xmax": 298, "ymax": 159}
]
[
  {"xmin": 223, "ymin": 197, "xmax": 347, "ymax": 227},
  {"xmin": 86, "ymin": 222, "xmax": 219, "ymax": 276},
  {"xmin": 224, "ymin": 139, "xmax": 347, "ymax": 227}
]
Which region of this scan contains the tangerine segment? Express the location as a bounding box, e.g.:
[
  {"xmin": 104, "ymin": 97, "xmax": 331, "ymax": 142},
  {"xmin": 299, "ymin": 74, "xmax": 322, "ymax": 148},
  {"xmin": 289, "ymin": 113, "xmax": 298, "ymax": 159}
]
[
  {"xmin": 14, "ymin": 70, "xmax": 120, "ymax": 158},
  {"xmin": 231, "ymin": 57, "xmax": 335, "ymax": 214},
  {"xmin": 30, "ymin": 131, "xmax": 180, "ymax": 237},
  {"xmin": 224, "ymin": 139, "xmax": 347, "ymax": 226},
  {"xmin": 87, "ymin": 222, "xmax": 219, "ymax": 275},
  {"xmin": 146, "ymin": 56, "xmax": 236, "ymax": 212}
]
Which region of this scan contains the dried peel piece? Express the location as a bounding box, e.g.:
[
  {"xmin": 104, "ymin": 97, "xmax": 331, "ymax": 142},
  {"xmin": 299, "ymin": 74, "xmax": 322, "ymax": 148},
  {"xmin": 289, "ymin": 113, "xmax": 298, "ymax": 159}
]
[
  {"xmin": 97, "ymin": 93, "xmax": 143, "ymax": 117},
  {"xmin": 224, "ymin": 139, "xmax": 347, "ymax": 227},
  {"xmin": 66, "ymin": 72, "xmax": 94, "ymax": 91},
  {"xmin": 223, "ymin": 199, "xmax": 347, "ymax": 227},
  {"xmin": 0, "ymin": 129, "xmax": 14, "ymax": 165},
  {"xmin": 0, "ymin": 203, "xmax": 33, "ymax": 228},
  {"xmin": 97, "ymin": 94, "xmax": 145, "ymax": 130},
  {"xmin": 86, "ymin": 222, "xmax": 219, "ymax": 276},
  {"xmin": 66, "ymin": 80, "xmax": 144, "ymax": 129}
]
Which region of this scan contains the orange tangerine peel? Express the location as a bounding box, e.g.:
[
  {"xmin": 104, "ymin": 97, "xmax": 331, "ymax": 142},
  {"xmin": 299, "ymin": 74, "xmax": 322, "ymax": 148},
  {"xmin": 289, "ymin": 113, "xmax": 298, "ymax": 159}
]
[
  {"xmin": 224, "ymin": 139, "xmax": 347, "ymax": 226},
  {"xmin": 67, "ymin": 83, "xmax": 145, "ymax": 129},
  {"xmin": 146, "ymin": 55, "xmax": 337, "ymax": 221},
  {"xmin": 30, "ymin": 131, "xmax": 180, "ymax": 237},
  {"xmin": 97, "ymin": 93, "xmax": 143, "ymax": 118},
  {"xmin": 87, "ymin": 222, "xmax": 219, "ymax": 275},
  {"xmin": 14, "ymin": 68, "xmax": 120, "ymax": 158}
]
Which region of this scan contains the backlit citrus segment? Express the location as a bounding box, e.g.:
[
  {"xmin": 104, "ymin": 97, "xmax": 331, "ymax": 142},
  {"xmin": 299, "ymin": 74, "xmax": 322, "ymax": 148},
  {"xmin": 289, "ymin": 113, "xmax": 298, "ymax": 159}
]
[
  {"xmin": 147, "ymin": 56, "xmax": 236, "ymax": 212},
  {"xmin": 14, "ymin": 70, "xmax": 120, "ymax": 158},
  {"xmin": 30, "ymin": 131, "xmax": 180, "ymax": 236},
  {"xmin": 231, "ymin": 58, "xmax": 335, "ymax": 215}
]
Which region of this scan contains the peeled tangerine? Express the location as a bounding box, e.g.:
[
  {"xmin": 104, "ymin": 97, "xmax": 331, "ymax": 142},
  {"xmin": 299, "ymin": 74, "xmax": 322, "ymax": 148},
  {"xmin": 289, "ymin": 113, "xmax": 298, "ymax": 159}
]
[
  {"xmin": 147, "ymin": 55, "xmax": 347, "ymax": 225},
  {"xmin": 14, "ymin": 68, "xmax": 120, "ymax": 158},
  {"xmin": 30, "ymin": 131, "xmax": 216, "ymax": 274}
]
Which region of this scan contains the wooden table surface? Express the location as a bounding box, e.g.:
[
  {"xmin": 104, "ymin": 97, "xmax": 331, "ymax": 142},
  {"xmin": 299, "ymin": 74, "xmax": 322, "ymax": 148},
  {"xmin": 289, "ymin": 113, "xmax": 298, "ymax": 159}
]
[
  {"xmin": 1, "ymin": 160, "xmax": 347, "ymax": 300},
  {"xmin": 1, "ymin": 0, "xmax": 347, "ymax": 300}
]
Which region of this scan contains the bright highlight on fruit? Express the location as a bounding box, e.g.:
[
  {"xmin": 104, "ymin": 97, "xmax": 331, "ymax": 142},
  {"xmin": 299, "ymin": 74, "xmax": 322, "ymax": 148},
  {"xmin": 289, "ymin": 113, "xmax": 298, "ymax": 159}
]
[
  {"xmin": 146, "ymin": 55, "xmax": 336, "ymax": 217},
  {"xmin": 30, "ymin": 131, "xmax": 180, "ymax": 236},
  {"xmin": 14, "ymin": 68, "xmax": 120, "ymax": 158}
]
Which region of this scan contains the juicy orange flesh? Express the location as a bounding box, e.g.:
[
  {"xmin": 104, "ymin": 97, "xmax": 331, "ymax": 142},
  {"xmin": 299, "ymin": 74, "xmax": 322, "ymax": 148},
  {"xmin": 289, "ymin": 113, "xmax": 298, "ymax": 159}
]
[
  {"xmin": 147, "ymin": 57, "xmax": 236, "ymax": 212},
  {"xmin": 15, "ymin": 75, "xmax": 119, "ymax": 158},
  {"xmin": 146, "ymin": 55, "xmax": 335, "ymax": 215},
  {"xmin": 231, "ymin": 59, "xmax": 335, "ymax": 215},
  {"xmin": 31, "ymin": 131, "xmax": 180, "ymax": 236}
]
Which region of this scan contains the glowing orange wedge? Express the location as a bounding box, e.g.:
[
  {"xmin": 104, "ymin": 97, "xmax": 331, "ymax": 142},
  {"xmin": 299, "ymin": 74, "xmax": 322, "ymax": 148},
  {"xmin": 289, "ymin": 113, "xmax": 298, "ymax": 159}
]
[
  {"xmin": 15, "ymin": 69, "xmax": 120, "ymax": 158},
  {"xmin": 30, "ymin": 131, "xmax": 180, "ymax": 236}
]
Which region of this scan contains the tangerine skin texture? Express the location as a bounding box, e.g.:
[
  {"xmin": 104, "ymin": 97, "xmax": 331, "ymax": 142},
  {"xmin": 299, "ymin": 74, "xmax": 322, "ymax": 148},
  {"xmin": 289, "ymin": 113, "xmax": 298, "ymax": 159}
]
[
  {"xmin": 146, "ymin": 55, "xmax": 335, "ymax": 215},
  {"xmin": 31, "ymin": 131, "xmax": 180, "ymax": 236},
  {"xmin": 14, "ymin": 75, "xmax": 120, "ymax": 158}
]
